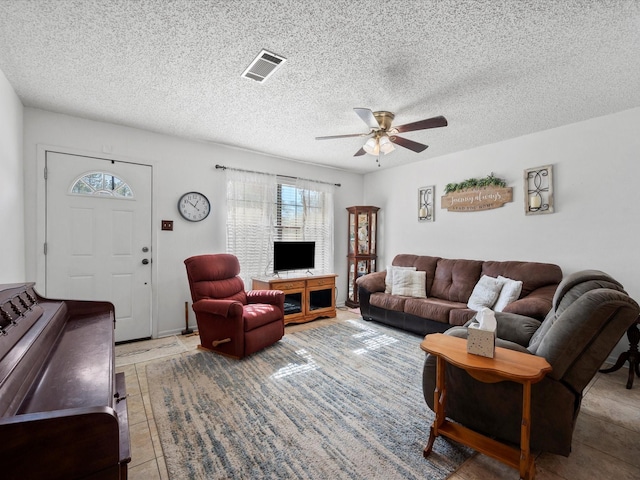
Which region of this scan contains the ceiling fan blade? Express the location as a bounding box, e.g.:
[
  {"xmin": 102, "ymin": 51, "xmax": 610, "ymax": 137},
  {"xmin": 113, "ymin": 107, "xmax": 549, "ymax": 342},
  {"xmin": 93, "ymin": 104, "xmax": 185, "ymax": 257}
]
[
  {"xmin": 391, "ymin": 136, "xmax": 429, "ymax": 153},
  {"xmin": 392, "ymin": 115, "xmax": 448, "ymax": 133},
  {"xmin": 315, "ymin": 132, "xmax": 370, "ymax": 140},
  {"xmin": 354, "ymin": 108, "xmax": 380, "ymax": 129},
  {"xmin": 353, "ymin": 147, "xmax": 366, "ymax": 156}
]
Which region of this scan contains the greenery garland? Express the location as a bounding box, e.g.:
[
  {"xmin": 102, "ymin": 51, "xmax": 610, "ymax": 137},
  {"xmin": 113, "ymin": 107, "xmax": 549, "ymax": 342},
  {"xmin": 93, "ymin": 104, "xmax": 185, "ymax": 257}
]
[{"xmin": 444, "ymin": 174, "xmax": 507, "ymax": 194}]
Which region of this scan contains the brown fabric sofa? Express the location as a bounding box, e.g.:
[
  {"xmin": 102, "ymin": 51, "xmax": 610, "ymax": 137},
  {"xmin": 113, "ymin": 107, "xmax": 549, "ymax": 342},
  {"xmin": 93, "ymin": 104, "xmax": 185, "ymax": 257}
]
[{"xmin": 356, "ymin": 254, "xmax": 562, "ymax": 336}]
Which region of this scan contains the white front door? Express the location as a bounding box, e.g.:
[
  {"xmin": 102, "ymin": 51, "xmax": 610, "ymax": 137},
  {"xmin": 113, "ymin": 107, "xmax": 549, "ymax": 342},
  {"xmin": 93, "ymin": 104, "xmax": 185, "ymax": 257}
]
[{"xmin": 45, "ymin": 151, "xmax": 152, "ymax": 342}]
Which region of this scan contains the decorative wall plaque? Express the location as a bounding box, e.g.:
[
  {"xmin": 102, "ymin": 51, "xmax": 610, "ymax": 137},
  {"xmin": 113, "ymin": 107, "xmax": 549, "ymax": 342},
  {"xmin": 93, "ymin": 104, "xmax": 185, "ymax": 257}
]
[
  {"xmin": 524, "ymin": 165, "xmax": 554, "ymax": 215},
  {"xmin": 418, "ymin": 186, "xmax": 435, "ymax": 222},
  {"xmin": 441, "ymin": 187, "xmax": 513, "ymax": 212}
]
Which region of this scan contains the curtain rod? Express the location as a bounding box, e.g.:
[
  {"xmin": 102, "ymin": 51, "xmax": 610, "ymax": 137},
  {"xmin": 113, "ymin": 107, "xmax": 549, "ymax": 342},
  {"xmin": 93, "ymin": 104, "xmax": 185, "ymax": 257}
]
[{"xmin": 215, "ymin": 164, "xmax": 341, "ymax": 187}]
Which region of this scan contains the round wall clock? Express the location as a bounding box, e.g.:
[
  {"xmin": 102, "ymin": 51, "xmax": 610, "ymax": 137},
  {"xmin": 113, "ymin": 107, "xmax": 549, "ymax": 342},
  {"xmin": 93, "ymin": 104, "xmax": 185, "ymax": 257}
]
[{"xmin": 178, "ymin": 192, "xmax": 211, "ymax": 222}]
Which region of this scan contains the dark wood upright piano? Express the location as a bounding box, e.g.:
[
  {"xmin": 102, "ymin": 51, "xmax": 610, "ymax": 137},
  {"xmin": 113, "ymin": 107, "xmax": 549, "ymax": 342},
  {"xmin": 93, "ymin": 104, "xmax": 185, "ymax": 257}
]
[{"xmin": 0, "ymin": 283, "xmax": 130, "ymax": 479}]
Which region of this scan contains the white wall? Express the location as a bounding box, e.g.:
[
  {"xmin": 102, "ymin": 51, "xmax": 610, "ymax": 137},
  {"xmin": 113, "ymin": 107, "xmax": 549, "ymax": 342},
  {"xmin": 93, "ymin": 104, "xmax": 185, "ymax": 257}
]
[
  {"xmin": 0, "ymin": 69, "xmax": 25, "ymax": 282},
  {"xmin": 23, "ymin": 108, "xmax": 364, "ymax": 337},
  {"xmin": 364, "ymin": 107, "xmax": 640, "ymax": 359},
  {"xmin": 18, "ymin": 104, "xmax": 640, "ymax": 354}
]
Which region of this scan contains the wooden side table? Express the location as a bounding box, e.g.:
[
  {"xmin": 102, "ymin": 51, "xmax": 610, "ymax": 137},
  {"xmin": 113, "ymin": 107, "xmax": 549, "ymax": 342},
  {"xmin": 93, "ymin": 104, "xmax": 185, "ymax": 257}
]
[
  {"xmin": 599, "ymin": 315, "xmax": 640, "ymax": 389},
  {"xmin": 421, "ymin": 334, "xmax": 552, "ymax": 480}
]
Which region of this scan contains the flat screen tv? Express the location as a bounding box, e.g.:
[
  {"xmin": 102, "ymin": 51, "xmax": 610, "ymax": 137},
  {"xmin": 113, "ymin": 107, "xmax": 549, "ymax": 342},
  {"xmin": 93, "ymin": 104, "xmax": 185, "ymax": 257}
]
[{"xmin": 273, "ymin": 241, "xmax": 315, "ymax": 272}]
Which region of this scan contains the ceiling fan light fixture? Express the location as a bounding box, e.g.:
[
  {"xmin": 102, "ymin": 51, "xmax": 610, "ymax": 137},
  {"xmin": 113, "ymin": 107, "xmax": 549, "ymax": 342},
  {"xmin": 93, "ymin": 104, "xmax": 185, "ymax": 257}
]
[
  {"xmin": 316, "ymin": 108, "xmax": 447, "ymax": 158},
  {"xmin": 363, "ymin": 137, "xmax": 379, "ymax": 155},
  {"xmin": 378, "ymin": 135, "xmax": 395, "ymax": 154}
]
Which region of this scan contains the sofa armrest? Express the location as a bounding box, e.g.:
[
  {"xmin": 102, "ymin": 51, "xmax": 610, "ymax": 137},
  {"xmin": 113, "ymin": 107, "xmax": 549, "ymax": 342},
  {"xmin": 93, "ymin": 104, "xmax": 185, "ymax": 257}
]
[
  {"xmin": 463, "ymin": 312, "xmax": 541, "ymax": 347},
  {"xmin": 356, "ymin": 270, "xmax": 387, "ymax": 293},
  {"xmin": 444, "ymin": 326, "xmax": 532, "ymax": 352},
  {"xmin": 247, "ymin": 289, "xmax": 285, "ymax": 305},
  {"xmin": 247, "ymin": 289, "xmax": 285, "ymax": 316},
  {"xmin": 503, "ymin": 284, "xmax": 556, "ymax": 320},
  {"xmin": 192, "ymin": 299, "xmax": 243, "ymax": 318},
  {"xmin": 494, "ymin": 312, "xmax": 541, "ymax": 347}
]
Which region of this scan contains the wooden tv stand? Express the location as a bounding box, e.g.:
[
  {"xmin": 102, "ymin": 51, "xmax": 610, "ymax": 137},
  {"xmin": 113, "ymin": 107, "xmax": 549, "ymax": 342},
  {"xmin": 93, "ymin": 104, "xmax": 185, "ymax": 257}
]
[{"xmin": 252, "ymin": 274, "xmax": 337, "ymax": 324}]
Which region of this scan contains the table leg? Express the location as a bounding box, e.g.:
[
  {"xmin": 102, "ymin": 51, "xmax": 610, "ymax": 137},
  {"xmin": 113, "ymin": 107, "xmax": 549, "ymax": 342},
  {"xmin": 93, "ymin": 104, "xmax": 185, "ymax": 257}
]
[
  {"xmin": 424, "ymin": 427, "xmax": 437, "ymax": 458},
  {"xmin": 424, "ymin": 356, "xmax": 446, "ymax": 458},
  {"xmin": 599, "ymin": 321, "xmax": 640, "ymax": 389},
  {"xmin": 520, "ymin": 381, "xmax": 534, "ymax": 480}
]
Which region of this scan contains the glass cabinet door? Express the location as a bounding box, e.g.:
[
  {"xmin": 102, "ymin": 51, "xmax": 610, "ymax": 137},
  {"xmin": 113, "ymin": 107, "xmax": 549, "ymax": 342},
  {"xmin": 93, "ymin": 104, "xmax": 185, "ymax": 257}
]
[
  {"xmin": 357, "ymin": 212, "xmax": 369, "ymax": 254},
  {"xmin": 346, "ymin": 206, "xmax": 379, "ymax": 308},
  {"xmin": 348, "ymin": 257, "xmax": 356, "ymax": 302},
  {"xmin": 370, "ymin": 212, "xmax": 376, "ymax": 255},
  {"xmin": 349, "ymin": 212, "xmax": 356, "ymax": 255}
]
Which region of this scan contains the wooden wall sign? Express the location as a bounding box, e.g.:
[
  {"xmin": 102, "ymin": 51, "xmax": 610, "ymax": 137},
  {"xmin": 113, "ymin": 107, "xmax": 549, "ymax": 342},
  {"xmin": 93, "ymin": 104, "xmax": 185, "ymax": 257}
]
[{"xmin": 441, "ymin": 187, "xmax": 513, "ymax": 212}]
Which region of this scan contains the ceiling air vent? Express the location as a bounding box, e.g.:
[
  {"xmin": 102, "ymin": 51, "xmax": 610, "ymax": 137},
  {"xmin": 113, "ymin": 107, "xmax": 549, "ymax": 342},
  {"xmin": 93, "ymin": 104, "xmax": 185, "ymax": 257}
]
[{"xmin": 241, "ymin": 50, "xmax": 286, "ymax": 83}]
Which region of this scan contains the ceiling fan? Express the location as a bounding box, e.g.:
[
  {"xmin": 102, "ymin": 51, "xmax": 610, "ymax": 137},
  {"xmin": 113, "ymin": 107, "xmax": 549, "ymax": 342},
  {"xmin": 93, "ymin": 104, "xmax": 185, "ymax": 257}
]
[{"xmin": 315, "ymin": 108, "xmax": 448, "ymax": 157}]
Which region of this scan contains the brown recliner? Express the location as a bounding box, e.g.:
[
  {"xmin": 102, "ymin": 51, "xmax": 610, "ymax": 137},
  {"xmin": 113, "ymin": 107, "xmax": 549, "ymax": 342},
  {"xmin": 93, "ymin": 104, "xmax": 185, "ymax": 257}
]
[
  {"xmin": 184, "ymin": 254, "xmax": 285, "ymax": 359},
  {"xmin": 422, "ymin": 270, "xmax": 640, "ymax": 456}
]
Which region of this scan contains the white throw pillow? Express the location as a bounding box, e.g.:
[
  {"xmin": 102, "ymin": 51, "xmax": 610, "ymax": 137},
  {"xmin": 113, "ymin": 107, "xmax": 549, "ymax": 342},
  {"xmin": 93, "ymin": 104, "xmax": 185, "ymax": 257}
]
[
  {"xmin": 493, "ymin": 275, "xmax": 523, "ymax": 312},
  {"xmin": 391, "ymin": 269, "xmax": 427, "ymax": 298},
  {"xmin": 467, "ymin": 275, "xmax": 504, "ymax": 311},
  {"xmin": 385, "ymin": 265, "xmax": 416, "ymax": 293}
]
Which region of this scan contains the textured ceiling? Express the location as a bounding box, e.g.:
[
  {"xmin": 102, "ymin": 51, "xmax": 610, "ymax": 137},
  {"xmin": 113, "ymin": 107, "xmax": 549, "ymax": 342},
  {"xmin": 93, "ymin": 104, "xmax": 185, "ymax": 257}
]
[{"xmin": 0, "ymin": 1, "xmax": 639, "ymax": 174}]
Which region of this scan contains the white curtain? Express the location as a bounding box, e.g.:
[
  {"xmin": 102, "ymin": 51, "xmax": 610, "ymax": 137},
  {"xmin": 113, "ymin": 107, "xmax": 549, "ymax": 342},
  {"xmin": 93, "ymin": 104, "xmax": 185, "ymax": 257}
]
[
  {"xmin": 225, "ymin": 169, "xmax": 277, "ymax": 286},
  {"xmin": 225, "ymin": 169, "xmax": 335, "ymax": 286}
]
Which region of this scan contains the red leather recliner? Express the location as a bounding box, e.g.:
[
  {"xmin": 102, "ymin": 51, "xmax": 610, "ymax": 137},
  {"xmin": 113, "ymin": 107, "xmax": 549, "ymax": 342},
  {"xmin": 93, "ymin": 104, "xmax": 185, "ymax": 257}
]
[{"xmin": 184, "ymin": 254, "xmax": 285, "ymax": 358}]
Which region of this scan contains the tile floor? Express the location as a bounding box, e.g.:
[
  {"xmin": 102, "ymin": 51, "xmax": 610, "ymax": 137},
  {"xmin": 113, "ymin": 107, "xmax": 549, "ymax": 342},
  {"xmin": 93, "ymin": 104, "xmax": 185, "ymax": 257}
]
[{"xmin": 116, "ymin": 310, "xmax": 640, "ymax": 479}]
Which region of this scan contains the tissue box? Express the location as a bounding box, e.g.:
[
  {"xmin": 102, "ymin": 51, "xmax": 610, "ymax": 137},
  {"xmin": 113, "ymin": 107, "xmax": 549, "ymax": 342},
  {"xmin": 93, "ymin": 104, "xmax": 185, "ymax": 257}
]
[{"xmin": 467, "ymin": 324, "xmax": 496, "ymax": 358}]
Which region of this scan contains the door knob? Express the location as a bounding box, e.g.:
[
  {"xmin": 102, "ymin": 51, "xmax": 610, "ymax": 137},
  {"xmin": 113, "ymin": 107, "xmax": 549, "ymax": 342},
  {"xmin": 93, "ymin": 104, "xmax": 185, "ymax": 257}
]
[{"xmin": 142, "ymin": 259, "xmax": 150, "ymax": 265}]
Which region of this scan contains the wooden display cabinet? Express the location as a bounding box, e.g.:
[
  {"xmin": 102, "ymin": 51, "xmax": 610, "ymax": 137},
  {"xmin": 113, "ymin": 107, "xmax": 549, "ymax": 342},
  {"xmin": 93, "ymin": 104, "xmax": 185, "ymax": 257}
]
[
  {"xmin": 252, "ymin": 274, "xmax": 337, "ymax": 324},
  {"xmin": 346, "ymin": 206, "xmax": 379, "ymax": 308}
]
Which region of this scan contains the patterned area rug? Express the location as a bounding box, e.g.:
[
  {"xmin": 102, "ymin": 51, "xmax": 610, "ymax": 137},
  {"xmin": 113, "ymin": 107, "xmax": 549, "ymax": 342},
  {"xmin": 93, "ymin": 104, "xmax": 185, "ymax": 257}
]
[{"xmin": 147, "ymin": 319, "xmax": 472, "ymax": 479}]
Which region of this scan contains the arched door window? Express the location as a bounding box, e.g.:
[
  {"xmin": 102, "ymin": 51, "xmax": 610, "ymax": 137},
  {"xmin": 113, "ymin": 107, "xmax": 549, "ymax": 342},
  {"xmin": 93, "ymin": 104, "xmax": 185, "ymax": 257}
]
[{"xmin": 70, "ymin": 172, "xmax": 134, "ymax": 198}]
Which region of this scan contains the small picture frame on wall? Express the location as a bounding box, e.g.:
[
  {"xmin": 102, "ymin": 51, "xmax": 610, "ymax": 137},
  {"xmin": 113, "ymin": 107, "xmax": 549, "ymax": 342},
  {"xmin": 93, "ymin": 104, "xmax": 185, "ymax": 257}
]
[
  {"xmin": 524, "ymin": 165, "xmax": 554, "ymax": 215},
  {"xmin": 418, "ymin": 185, "xmax": 435, "ymax": 222}
]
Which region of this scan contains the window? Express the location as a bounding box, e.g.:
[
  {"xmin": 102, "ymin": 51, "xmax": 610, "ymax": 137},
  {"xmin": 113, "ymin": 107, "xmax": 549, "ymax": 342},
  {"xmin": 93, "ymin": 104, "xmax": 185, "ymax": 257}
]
[
  {"xmin": 226, "ymin": 170, "xmax": 334, "ymax": 286},
  {"xmin": 276, "ymin": 180, "xmax": 333, "ymax": 272},
  {"xmin": 277, "ymin": 183, "xmax": 303, "ymax": 240},
  {"xmin": 70, "ymin": 172, "xmax": 133, "ymax": 198}
]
